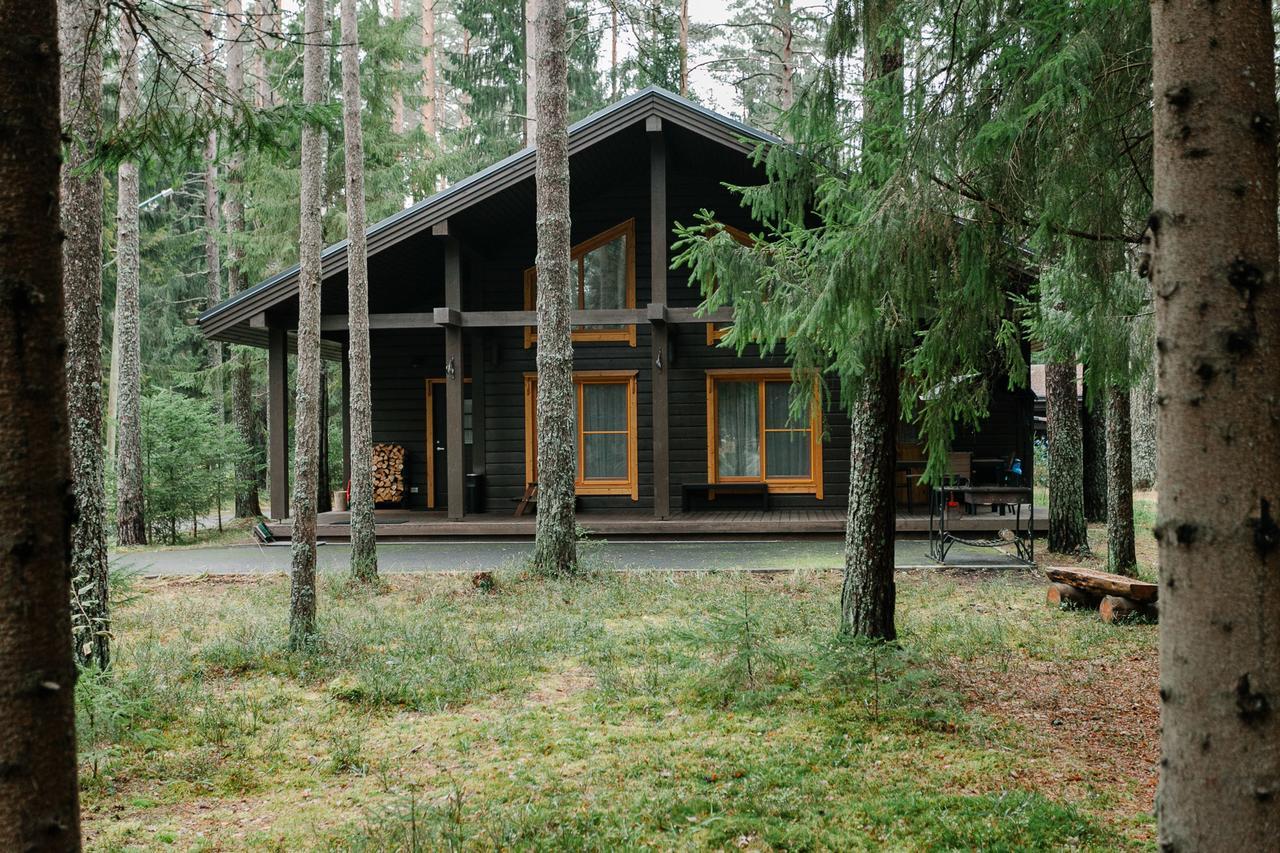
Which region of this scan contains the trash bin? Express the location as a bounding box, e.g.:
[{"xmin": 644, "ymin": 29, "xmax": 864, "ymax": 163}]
[{"xmin": 465, "ymin": 473, "xmax": 485, "ymax": 514}]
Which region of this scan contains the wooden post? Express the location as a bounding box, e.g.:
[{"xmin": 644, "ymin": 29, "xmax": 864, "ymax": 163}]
[
  {"xmin": 470, "ymin": 332, "xmax": 487, "ymax": 474},
  {"xmin": 443, "ymin": 235, "xmax": 465, "ymax": 520},
  {"xmin": 268, "ymin": 326, "xmax": 289, "ymax": 519},
  {"xmin": 648, "ymin": 117, "xmax": 670, "ymax": 518},
  {"xmin": 341, "ymin": 349, "xmax": 351, "ymax": 488}
]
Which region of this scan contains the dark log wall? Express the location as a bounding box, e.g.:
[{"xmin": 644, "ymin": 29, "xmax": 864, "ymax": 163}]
[{"xmin": 365, "ymin": 122, "xmax": 1034, "ymax": 514}]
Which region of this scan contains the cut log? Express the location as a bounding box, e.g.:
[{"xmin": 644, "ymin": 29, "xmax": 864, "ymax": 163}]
[
  {"xmin": 1047, "ymin": 582, "xmax": 1101, "ymax": 610},
  {"xmin": 1099, "ymin": 594, "xmax": 1158, "ymax": 624},
  {"xmin": 371, "ymin": 442, "xmax": 406, "ymax": 505},
  {"xmin": 1044, "ymin": 566, "xmax": 1157, "ymax": 602}
]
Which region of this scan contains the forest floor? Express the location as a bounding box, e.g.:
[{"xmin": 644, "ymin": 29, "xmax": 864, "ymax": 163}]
[{"xmin": 80, "ymin": 533, "xmax": 1158, "ymax": 851}]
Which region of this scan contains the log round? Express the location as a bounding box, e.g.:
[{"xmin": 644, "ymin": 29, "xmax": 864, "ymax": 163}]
[{"xmin": 1047, "ymin": 582, "xmax": 1101, "ymax": 610}]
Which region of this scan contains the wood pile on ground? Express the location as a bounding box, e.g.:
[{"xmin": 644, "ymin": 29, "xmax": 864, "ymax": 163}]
[
  {"xmin": 1046, "ymin": 566, "xmax": 1158, "ymax": 624},
  {"xmin": 372, "ymin": 443, "xmax": 406, "ymax": 505}
]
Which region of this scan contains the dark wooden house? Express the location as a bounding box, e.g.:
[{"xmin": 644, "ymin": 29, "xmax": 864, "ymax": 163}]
[{"xmin": 198, "ymin": 88, "xmax": 1040, "ymax": 539}]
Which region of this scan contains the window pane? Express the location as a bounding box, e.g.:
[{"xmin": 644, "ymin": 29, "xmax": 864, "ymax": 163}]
[
  {"xmin": 766, "ymin": 431, "xmax": 811, "ymax": 478},
  {"xmin": 582, "ymin": 235, "xmax": 627, "ymax": 310},
  {"xmin": 581, "ymin": 383, "xmax": 627, "ymax": 431},
  {"xmin": 583, "ymin": 433, "xmax": 628, "ymax": 480},
  {"xmin": 716, "ymin": 381, "xmax": 760, "ymax": 478},
  {"xmin": 765, "ymin": 381, "xmax": 810, "ymax": 429}
]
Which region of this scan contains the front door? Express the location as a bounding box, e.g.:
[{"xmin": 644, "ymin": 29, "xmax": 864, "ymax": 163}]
[{"xmin": 427, "ymin": 380, "xmax": 472, "ymax": 510}]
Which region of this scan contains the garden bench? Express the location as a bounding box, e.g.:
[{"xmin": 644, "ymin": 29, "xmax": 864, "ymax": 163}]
[
  {"xmin": 681, "ymin": 482, "xmax": 769, "ymax": 511},
  {"xmin": 1045, "ymin": 566, "xmax": 1158, "ymax": 623}
]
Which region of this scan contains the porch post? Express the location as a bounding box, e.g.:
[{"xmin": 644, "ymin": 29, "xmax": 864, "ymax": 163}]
[
  {"xmin": 267, "ymin": 326, "xmax": 290, "ymax": 519},
  {"xmin": 443, "ymin": 234, "xmax": 466, "ymax": 520},
  {"xmin": 341, "ymin": 348, "xmax": 351, "ymax": 488},
  {"xmin": 648, "ymin": 116, "xmax": 671, "ymax": 519},
  {"xmin": 470, "ymin": 331, "xmax": 487, "ymax": 474}
]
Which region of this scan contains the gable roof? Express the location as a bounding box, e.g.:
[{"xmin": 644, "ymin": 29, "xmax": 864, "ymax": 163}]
[{"xmin": 198, "ymin": 87, "xmax": 777, "ymax": 341}]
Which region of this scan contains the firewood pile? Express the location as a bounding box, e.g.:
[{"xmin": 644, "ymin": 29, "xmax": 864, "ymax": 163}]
[{"xmin": 372, "ymin": 443, "xmax": 406, "ymax": 505}]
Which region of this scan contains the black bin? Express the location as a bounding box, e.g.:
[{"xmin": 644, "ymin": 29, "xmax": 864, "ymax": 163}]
[{"xmin": 465, "ymin": 473, "xmax": 485, "ymax": 514}]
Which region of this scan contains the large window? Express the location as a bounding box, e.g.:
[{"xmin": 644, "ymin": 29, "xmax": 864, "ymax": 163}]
[
  {"xmin": 705, "ymin": 369, "xmax": 823, "ymax": 497},
  {"xmin": 524, "ymin": 370, "xmax": 639, "ymax": 498},
  {"xmin": 524, "ymin": 220, "xmax": 637, "ymax": 347},
  {"xmin": 704, "ymin": 224, "xmax": 753, "ymax": 345}
]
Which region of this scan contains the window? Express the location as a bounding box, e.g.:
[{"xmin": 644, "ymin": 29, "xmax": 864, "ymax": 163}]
[
  {"xmin": 704, "ymin": 224, "xmax": 754, "ymax": 345},
  {"xmin": 524, "ymin": 370, "xmax": 639, "ymax": 498},
  {"xmin": 705, "ymin": 369, "xmax": 823, "ymax": 497},
  {"xmin": 524, "ymin": 220, "xmax": 637, "ymax": 347}
]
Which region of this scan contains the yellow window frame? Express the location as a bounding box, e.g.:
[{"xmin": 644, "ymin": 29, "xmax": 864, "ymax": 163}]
[
  {"xmin": 705, "ymin": 368, "xmax": 824, "ymax": 498},
  {"xmin": 524, "ymin": 219, "xmax": 638, "ymax": 348},
  {"xmin": 523, "ymin": 370, "xmax": 639, "ymax": 499}
]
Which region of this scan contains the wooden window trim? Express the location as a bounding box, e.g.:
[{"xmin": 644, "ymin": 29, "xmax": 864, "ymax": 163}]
[
  {"xmin": 704, "ymin": 368, "xmax": 824, "ymax": 498},
  {"xmin": 704, "ymin": 224, "xmax": 753, "ymax": 345},
  {"xmin": 424, "ymin": 377, "xmax": 472, "ymax": 510},
  {"xmin": 524, "ymin": 219, "xmax": 638, "ymax": 348},
  {"xmin": 523, "ymin": 369, "xmax": 639, "ymax": 499}
]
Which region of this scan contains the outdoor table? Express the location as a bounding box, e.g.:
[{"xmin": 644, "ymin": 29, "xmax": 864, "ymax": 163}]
[{"xmin": 928, "ymin": 485, "xmax": 1034, "ymax": 565}]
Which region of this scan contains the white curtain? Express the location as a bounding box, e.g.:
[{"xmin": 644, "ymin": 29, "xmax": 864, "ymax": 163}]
[
  {"xmin": 717, "ymin": 381, "xmax": 760, "ymax": 477},
  {"xmin": 764, "ymin": 382, "xmax": 810, "ymax": 478},
  {"xmin": 581, "ymin": 383, "xmax": 627, "ymax": 479}
]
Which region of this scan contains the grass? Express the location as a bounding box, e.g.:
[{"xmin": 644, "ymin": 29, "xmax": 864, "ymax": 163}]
[{"xmin": 79, "ymin": 565, "xmax": 1157, "ymax": 851}]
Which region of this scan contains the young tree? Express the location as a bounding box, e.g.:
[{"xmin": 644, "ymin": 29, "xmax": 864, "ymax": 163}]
[
  {"xmin": 290, "ymin": 0, "xmax": 327, "ymax": 649},
  {"xmin": 225, "ymin": 0, "xmax": 262, "ymax": 518},
  {"xmin": 1045, "ymin": 362, "xmax": 1088, "ymax": 554},
  {"xmin": 1104, "ymin": 385, "xmax": 1135, "ymax": 574},
  {"xmin": 530, "ymin": 0, "xmax": 577, "ymax": 575},
  {"xmin": 115, "ymin": 13, "xmax": 148, "ymax": 546},
  {"xmin": 202, "ymin": 1, "xmax": 224, "ymax": 421},
  {"xmin": 1149, "ymin": 2, "xmax": 1280, "ymax": 846},
  {"xmin": 0, "ymin": 0, "xmax": 83, "ymax": 843},
  {"xmin": 60, "ymin": 0, "xmax": 110, "ymax": 669},
  {"xmin": 342, "ymin": 0, "xmax": 378, "ymax": 582}
]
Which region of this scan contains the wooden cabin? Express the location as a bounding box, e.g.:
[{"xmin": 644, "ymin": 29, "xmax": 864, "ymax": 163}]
[{"xmin": 198, "ymin": 88, "xmax": 1039, "ymax": 539}]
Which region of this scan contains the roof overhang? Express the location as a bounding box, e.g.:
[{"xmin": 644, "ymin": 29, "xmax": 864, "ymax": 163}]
[{"xmin": 198, "ymin": 87, "xmax": 777, "ymax": 343}]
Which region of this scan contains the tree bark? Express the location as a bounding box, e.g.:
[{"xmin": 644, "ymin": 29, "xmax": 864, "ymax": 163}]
[
  {"xmin": 226, "ymin": 0, "xmax": 261, "ymax": 518},
  {"xmin": 524, "ymin": 0, "xmax": 538, "ymax": 147},
  {"xmin": 342, "ymin": 0, "xmax": 378, "ymax": 582},
  {"xmin": 1046, "ymin": 362, "xmax": 1088, "ymax": 554},
  {"xmin": 421, "ymin": 0, "xmax": 437, "ymax": 141},
  {"xmin": 531, "ymin": 0, "xmax": 577, "ymax": 575},
  {"xmin": 290, "ymin": 0, "xmax": 326, "ymax": 650},
  {"xmin": 678, "ymin": 0, "xmax": 688, "ymax": 96},
  {"xmin": 779, "ymin": 0, "xmax": 793, "ymax": 114},
  {"xmin": 255, "ymin": 0, "xmax": 279, "ymax": 109},
  {"xmin": 114, "ymin": 15, "xmax": 147, "ymax": 546},
  {"xmin": 1105, "ymin": 385, "xmax": 1136, "ymax": 576},
  {"xmin": 1149, "ymin": 2, "xmax": 1280, "ymax": 847},
  {"xmin": 840, "ymin": 354, "xmax": 898, "ymax": 640},
  {"xmin": 391, "ymin": 0, "xmax": 403, "ymax": 134},
  {"xmin": 202, "ymin": 2, "xmax": 223, "ymax": 422},
  {"xmin": 0, "ymin": 0, "xmax": 83, "ymax": 843},
  {"xmin": 609, "ymin": 2, "xmax": 617, "ymax": 100},
  {"xmin": 1130, "ymin": 365, "xmax": 1157, "ymax": 489},
  {"xmin": 1081, "ymin": 384, "xmax": 1107, "ymax": 523},
  {"xmin": 60, "ymin": 0, "xmax": 110, "ymax": 670}
]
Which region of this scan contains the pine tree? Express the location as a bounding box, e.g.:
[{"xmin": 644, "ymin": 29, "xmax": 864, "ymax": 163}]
[
  {"xmin": 0, "ymin": 0, "xmax": 82, "ymax": 843},
  {"xmin": 115, "ymin": 13, "xmax": 148, "ymax": 546},
  {"xmin": 289, "ymin": 0, "xmax": 327, "ymax": 650},
  {"xmin": 530, "ymin": 0, "xmax": 577, "ymax": 576},
  {"xmin": 1046, "ymin": 362, "xmax": 1088, "ymax": 554},
  {"xmin": 1081, "ymin": 386, "xmax": 1107, "ymax": 523},
  {"xmin": 1104, "ymin": 384, "xmax": 1135, "ymax": 574},
  {"xmin": 202, "ymin": 1, "xmax": 224, "ymax": 423},
  {"xmin": 60, "ymin": 0, "xmax": 110, "ymax": 669},
  {"xmin": 1149, "ymin": 2, "xmax": 1280, "ymax": 846},
  {"xmin": 342, "ymin": 0, "xmax": 378, "ymax": 583}
]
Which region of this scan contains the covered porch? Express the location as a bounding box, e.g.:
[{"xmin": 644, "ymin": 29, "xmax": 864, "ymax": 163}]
[{"xmin": 265, "ymin": 506, "xmax": 1049, "ymax": 541}]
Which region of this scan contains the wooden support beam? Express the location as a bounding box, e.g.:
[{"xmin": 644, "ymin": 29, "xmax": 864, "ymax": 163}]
[
  {"xmin": 321, "ymin": 312, "xmax": 439, "ymax": 331},
  {"xmin": 649, "ymin": 122, "xmax": 670, "ymax": 518},
  {"xmin": 444, "ymin": 237, "xmax": 465, "ymax": 520},
  {"xmin": 318, "ymin": 307, "xmax": 728, "ymax": 331},
  {"xmin": 433, "ymin": 306, "xmax": 462, "ymax": 326},
  {"xmin": 267, "ymin": 327, "xmax": 290, "ymax": 519}
]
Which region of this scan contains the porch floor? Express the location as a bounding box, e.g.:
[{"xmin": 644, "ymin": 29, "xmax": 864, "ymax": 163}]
[{"xmin": 266, "ymin": 506, "xmax": 1048, "ymax": 541}]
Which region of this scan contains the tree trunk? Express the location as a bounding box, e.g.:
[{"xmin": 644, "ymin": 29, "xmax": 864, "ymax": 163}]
[
  {"xmin": 391, "ymin": 0, "xmax": 403, "ymax": 134},
  {"xmin": 840, "ymin": 354, "xmax": 898, "ymax": 640},
  {"xmin": 421, "ymin": 0, "xmax": 437, "ymax": 141},
  {"xmin": 1081, "ymin": 381, "xmax": 1107, "ymax": 523},
  {"xmin": 678, "ymin": 0, "xmax": 688, "ymax": 96},
  {"xmin": 1130, "ymin": 365, "xmax": 1157, "ymax": 490},
  {"xmin": 114, "ymin": 15, "xmax": 147, "ymax": 546},
  {"xmin": 1149, "ymin": 3, "xmax": 1280, "ymax": 847},
  {"xmin": 779, "ymin": 0, "xmax": 793, "ymax": 114},
  {"xmin": 609, "ymin": 2, "xmax": 617, "ymax": 100},
  {"xmin": 342, "ymin": 0, "xmax": 378, "ymax": 582},
  {"xmin": 0, "ymin": 0, "xmax": 83, "ymax": 843},
  {"xmin": 1105, "ymin": 385, "xmax": 1136, "ymax": 576},
  {"xmin": 60, "ymin": 0, "xmax": 110, "ymax": 670},
  {"xmin": 524, "ymin": 0, "xmax": 538, "ymax": 146},
  {"xmin": 290, "ymin": 0, "xmax": 326, "ymax": 650},
  {"xmin": 531, "ymin": 0, "xmax": 577, "ymax": 575},
  {"xmin": 202, "ymin": 2, "xmax": 223, "ymax": 422},
  {"xmin": 226, "ymin": 0, "xmax": 261, "ymax": 518},
  {"xmin": 1045, "ymin": 362, "xmax": 1088, "ymax": 554}
]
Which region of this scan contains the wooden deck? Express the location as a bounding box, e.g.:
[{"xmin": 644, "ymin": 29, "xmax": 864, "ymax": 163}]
[{"xmin": 266, "ymin": 506, "xmax": 1048, "ymax": 541}]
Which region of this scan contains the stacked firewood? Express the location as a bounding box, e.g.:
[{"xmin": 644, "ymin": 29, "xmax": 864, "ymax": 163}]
[{"xmin": 372, "ymin": 443, "xmax": 406, "ymax": 505}]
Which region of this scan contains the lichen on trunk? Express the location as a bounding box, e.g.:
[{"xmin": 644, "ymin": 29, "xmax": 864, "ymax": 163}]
[
  {"xmin": 1104, "ymin": 385, "xmax": 1135, "ymax": 575},
  {"xmin": 1045, "ymin": 361, "xmax": 1088, "ymax": 555}
]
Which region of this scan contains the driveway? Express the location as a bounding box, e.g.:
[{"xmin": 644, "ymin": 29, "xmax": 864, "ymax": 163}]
[{"xmin": 112, "ymin": 537, "xmax": 1031, "ymax": 576}]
